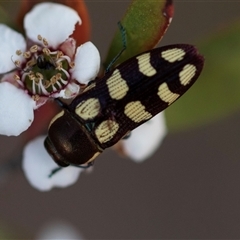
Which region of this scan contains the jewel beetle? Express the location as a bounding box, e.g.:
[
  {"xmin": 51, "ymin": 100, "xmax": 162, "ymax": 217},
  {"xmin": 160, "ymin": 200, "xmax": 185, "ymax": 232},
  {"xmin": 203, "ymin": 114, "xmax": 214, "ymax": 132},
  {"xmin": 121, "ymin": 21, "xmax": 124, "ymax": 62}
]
[{"xmin": 44, "ymin": 44, "xmax": 204, "ymax": 167}]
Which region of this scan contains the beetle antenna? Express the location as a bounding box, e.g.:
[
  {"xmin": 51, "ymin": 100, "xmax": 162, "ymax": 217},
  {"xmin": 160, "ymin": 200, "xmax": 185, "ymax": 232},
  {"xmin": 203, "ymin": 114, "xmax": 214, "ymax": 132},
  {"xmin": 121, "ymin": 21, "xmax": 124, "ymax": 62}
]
[
  {"xmin": 48, "ymin": 162, "xmax": 94, "ymax": 178},
  {"xmin": 105, "ymin": 21, "xmax": 127, "ymax": 73},
  {"xmin": 48, "ymin": 166, "xmax": 62, "ymax": 178}
]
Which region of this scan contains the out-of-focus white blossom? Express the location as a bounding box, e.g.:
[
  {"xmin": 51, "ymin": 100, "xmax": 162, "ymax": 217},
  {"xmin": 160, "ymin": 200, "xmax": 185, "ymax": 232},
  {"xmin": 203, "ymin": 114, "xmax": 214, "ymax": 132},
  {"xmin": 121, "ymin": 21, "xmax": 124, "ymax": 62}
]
[
  {"xmin": 121, "ymin": 113, "xmax": 167, "ymax": 162},
  {"xmin": 36, "ymin": 220, "xmax": 84, "ymax": 240},
  {"xmin": 22, "ymin": 136, "xmax": 83, "ymax": 191}
]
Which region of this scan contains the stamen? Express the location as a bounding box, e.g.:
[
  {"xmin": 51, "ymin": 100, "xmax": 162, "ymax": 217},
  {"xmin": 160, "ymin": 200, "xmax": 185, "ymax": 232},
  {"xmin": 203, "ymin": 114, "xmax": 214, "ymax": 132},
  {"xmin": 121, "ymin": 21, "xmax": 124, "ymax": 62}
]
[
  {"xmin": 14, "ymin": 60, "xmax": 21, "ymax": 67},
  {"xmin": 32, "ymin": 80, "xmax": 36, "ymax": 94},
  {"xmin": 57, "ymin": 55, "xmax": 71, "ymax": 64},
  {"xmin": 16, "ymin": 50, "xmax": 22, "ymax": 56},
  {"xmin": 37, "ymin": 35, "xmax": 42, "ymax": 41},
  {"xmin": 56, "ymin": 73, "xmax": 62, "ymax": 80},
  {"xmin": 69, "ymin": 62, "xmax": 75, "ymax": 68},
  {"xmin": 30, "ymin": 45, "xmax": 38, "ymax": 53},
  {"xmin": 14, "ymin": 74, "xmax": 20, "ymax": 81},
  {"xmin": 52, "ymin": 85, "xmax": 57, "ymax": 92},
  {"xmin": 57, "ymin": 51, "xmax": 63, "ymax": 58},
  {"xmin": 16, "ymin": 80, "xmax": 24, "ymax": 88},
  {"xmin": 50, "ymin": 75, "xmax": 57, "ymax": 85},
  {"xmin": 60, "ymin": 78, "xmax": 68, "ymax": 85},
  {"xmin": 23, "ymin": 51, "xmax": 31, "ymax": 59},
  {"xmin": 32, "ymin": 95, "xmax": 40, "ymax": 101},
  {"xmin": 60, "ymin": 67, "xmax": 70, "ymax": 78},
  {"xmin": 36, "ymin": 72, "xmax": 43, "ymax": 80},
  {"xmin": 55, "ymin": 62, "xmax": 62, "ymax": 70},
  {"xmin": 43, "ymin": 38, "xmax": 48, "ymax": 46},
  {"xmin": 28, "ymin": 73, "xmax": 35, "ymax": 81},
  {"xmin": 35, "ymin": 77, "xmax": 40, "ymax": 84},
  {"xmin": 44, "ymin": 80, "xmax": 51, "ymax": 89},
  {"xmin": 26, "ymin": 59, "xmax": 36, "ymax": 68},
  {"xmin": 56, "ymin": 80, "xmax": 62, "ymax": 88},
  {"xmin": 39, "ymin": 80, "xmax": 50, "ymax": 95},
  {"xmin": 43, "ymin": 48, "xmax": 50, "ymax": 55}
]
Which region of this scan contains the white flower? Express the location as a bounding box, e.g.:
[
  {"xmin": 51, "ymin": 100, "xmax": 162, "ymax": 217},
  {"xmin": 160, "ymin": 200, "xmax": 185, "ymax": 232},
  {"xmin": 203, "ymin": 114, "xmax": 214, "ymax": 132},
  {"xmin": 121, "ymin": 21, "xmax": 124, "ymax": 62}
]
[
  {"xmin": 36, "ymin": 220, "xmax": 84, "ymax": 240},
  {"xmin": 0, "ymin": 2, "xmax": 100, "ymax": 136},
  {"xmin": 120, "ymin": 112, "xmax": 167, "ymax": 162},
  {"xmin": 22, "ymin": 136, "xmax": 83, "ymax": 191}
]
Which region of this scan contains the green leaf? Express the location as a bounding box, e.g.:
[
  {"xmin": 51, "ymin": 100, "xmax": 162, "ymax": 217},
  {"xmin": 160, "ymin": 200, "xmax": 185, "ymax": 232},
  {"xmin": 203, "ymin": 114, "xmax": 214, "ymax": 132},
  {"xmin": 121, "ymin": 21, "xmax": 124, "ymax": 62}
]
[
  {"xmin": 165, "ymin": 20, "xmax": 240, "ymax": 132},
  {"xmin": 103, "ymin": 0, "xmax": 173, "ymax": 69}
]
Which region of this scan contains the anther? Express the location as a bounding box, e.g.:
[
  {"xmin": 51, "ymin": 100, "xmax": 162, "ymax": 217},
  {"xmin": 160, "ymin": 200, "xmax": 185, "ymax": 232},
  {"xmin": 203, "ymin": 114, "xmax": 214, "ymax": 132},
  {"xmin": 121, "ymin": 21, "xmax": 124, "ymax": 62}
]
[
  {"xmin": 56, "ymin": 62, "xmax": 62, "ymax": 70},
  {"xmin": 43, "ymin": 38, "xmax": 48, "ymax": 46},
  {"xmin": 50, "ymin": 75, "xmax": 57, "ymax": 84},
  {"xmin": 26, "ymin": 59, "xmax": 36, "ymax": 67},
  {"xmin": 35, "ymin": 78, "xmax": 40, "ymax": 84},
  {"xmin": 69, "ymin": 62, "xmax": 75, "ymax": 68},
  {"xmin": 56, "ymin": 73, "xmax": 62, "ymax": 80},
  {"xmin": 36, "ymin": 72, "xmax": 43, "ymax": 80},
  {"xmin": 43, "ymin": 48, "xmax": 50, "ymax": 55},
  {"xmin": 37, "ymin": 35, "xmax": 42, "ymax": 41},
  {"xmin": 14, "ymin": 74, "xmax": 20, "ymax": 81},
  {"xmin": 16, "ymin": 50, "xmax": 22, "ymax": 56},
  {"xmin": 57, "ymin": 51, "xmax": 63, "ymax": 58},
  {"xmin": 23, "ymin": 51, "xmax": 31, "ymax": 59},
  {"xmin": 28, "ymin": 73, "xmax": 35, "ymax": 81},
  {"xmin": 44, "ymin": 80, "xmax": 51, "ymax": 88},
  {"xmin": 32, "ymin": 95, "xmax": 40, "ymax": 101},
  {"xmin": 14, "ymin": 60, "xmax": 21, "ymax": 67},
  {"xmin": 30, "ymin": 45, "xmax": 38, "ymax": 53}
]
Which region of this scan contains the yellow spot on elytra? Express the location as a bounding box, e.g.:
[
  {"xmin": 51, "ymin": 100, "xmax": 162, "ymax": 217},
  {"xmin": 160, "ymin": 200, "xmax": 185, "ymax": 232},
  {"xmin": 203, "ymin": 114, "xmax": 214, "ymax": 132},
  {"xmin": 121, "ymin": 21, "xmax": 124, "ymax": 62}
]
[
  {"xmin": 95, "ymin": 120, "xmax": 119, "ymax": 143},
  {"xmin": 179, "ymin": 64, "xmax": 196, "ymax": 86},
  {"xmin": 136, "ymin": 53, "xmax": 157, "ymax": 77},
  {"xmin": 124, "ymin": 101, "xmax": 152, "ymax": 123},
  {"xmin": 161, "ymin": 48, "xmax": 186, "ymax": 63},
  {"xmin": 48, "ymin": 110, "xmax": 64, "ymax": 129},
  {"xmin": 75, "ymin": 98, "xmax": 101, "ymax": 120},
  {"xmin": 158, "ymin": 82, "xmax": 180, "ymax": 105},
  {"xmin": 107, "ymin": 69, "xmax": 129, "ymax": 100}
]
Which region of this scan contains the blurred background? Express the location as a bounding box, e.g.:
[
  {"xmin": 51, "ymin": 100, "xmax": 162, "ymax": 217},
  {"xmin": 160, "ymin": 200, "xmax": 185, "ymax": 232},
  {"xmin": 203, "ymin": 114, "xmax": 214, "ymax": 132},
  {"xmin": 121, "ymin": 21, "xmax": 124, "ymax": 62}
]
[{"xmin": 1, "ymin": 0, "xmax": 240, "ymax": 239}]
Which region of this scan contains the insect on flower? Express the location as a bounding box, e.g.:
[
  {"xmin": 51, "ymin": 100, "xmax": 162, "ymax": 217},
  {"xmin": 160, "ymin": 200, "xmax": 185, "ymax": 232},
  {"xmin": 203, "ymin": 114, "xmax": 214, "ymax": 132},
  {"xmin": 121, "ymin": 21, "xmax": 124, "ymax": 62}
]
[{"xmin": 44, "ymin": 44, "xmax": 204, "ymax": 168}]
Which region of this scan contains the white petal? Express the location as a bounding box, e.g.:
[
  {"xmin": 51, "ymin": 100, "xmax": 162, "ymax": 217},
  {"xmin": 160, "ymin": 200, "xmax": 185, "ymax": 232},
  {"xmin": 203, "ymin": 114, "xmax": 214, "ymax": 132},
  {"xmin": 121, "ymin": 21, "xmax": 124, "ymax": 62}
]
[
  {"xmin": 71, "ymin": 42, "xmax": 100, "ymax": 84},
  {"xmin": 22, "ymin": 136, "xmax": 82, "ymax": 191},
  {"xmin": 0, "ymin": 82, "xmax": 35, "ymax": 136},
  {"xmin": 36, "ymin": 221, "xmax": 83, "ymax": 240},
  {"xmin": 24, "ymin": 2, "xmax": 81, "ymax": 49},
  {"xmin": 0, "ymin": 24, "xmax": 26, "ymax": 73},
  {"xmin": 122, "ymin": 113, "xmax": 167, "ymax": 162}
]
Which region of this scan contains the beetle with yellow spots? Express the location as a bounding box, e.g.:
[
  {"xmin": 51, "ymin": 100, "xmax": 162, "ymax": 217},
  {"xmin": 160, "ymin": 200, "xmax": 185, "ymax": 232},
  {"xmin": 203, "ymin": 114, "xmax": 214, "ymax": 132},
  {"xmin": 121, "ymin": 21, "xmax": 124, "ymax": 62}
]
[{"xmin": 44, "ymin": 44, "xmax": 204, "ymax": 167}]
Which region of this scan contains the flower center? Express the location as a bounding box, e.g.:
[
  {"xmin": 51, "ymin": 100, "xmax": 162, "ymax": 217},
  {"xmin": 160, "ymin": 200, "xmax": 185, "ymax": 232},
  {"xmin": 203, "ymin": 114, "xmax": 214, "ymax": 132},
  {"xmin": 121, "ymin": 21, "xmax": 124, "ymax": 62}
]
[{"xmin": 14, "ymin": 35, "xmax": 75, "ymax": 99}]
